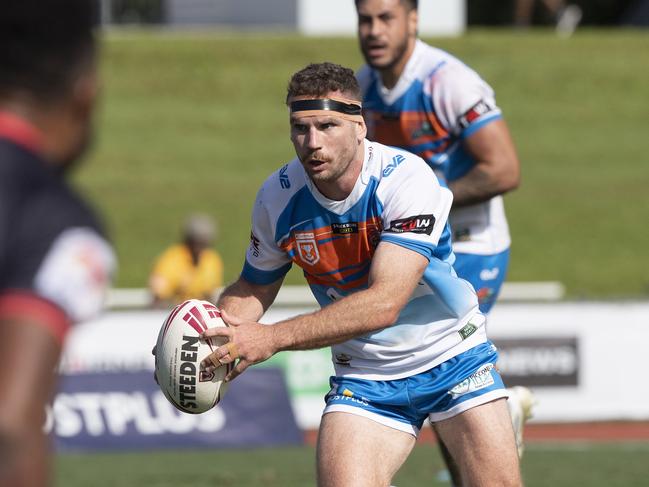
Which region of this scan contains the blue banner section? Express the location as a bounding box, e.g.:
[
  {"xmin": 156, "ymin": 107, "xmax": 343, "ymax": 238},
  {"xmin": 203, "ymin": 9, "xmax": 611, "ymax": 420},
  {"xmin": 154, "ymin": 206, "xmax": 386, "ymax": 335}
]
[{"xmin": 48, "ymin": 368, "xmax": 303, "ymax": 451}]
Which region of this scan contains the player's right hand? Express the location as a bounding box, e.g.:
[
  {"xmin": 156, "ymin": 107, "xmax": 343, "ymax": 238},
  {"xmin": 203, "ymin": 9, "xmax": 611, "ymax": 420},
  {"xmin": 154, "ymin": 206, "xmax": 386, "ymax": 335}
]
[{"xmin": 199, "ymin": 309, "xmax": 276, "ymax": 382}]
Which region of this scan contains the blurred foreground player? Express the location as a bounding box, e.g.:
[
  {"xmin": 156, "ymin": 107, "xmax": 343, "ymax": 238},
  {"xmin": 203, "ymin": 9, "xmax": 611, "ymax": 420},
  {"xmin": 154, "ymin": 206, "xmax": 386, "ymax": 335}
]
[
  {"xmin": 0, "ymin": 1, "xmax": 115, "ymax": 485},
  {"xmin": 199, "ymin": 62, "xmax": 521, "ymax": 486}
]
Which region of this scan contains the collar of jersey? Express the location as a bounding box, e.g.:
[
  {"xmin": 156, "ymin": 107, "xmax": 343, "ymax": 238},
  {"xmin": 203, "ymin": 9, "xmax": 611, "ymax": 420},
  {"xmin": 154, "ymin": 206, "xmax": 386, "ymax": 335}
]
[{"xmin": 0, "ymin": 110, "xmax": 44, "ymax": 154}]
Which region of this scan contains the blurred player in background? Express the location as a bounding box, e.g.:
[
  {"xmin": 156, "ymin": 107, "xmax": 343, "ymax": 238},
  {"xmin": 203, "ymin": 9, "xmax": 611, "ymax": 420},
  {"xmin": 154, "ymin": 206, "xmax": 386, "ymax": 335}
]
[
  {"xmin": 148, "ymin": 213, "xmax": 223, "ymax": 307},
  {"xmin": 0, "ymin": 1, "xmax": 115, "ymax": 485},
  {"xmin": 199, "ymin": 62, "xmax": 521, "ymax": 486},
  {"xmin": 354, "ymin": 0, "xmax": 531, "ymax": 483},
  {"xmin": 514, "ymin": 0, "xmax": 583, "ymax": 36}
]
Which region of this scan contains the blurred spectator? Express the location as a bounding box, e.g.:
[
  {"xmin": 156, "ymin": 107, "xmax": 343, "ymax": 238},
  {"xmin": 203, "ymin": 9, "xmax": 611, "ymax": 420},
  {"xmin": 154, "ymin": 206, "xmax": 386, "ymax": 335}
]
[
  {"xmin": 148, "ymin": 214, "xmax": 223, "ymax": 307},
  {"xmin": 514, "ymin": 0, "xmax": 583, "ymax": 35}
]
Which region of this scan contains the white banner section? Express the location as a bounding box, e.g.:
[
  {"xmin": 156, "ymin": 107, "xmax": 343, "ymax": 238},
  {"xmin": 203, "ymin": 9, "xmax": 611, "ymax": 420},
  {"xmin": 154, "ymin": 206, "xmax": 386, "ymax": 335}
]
[
  {"xmin": 61, "ymin": 301, "xmax": 649, "ymax": 429},
  {"xmin": 297, "ymin": 0, "xmax": 466, "ymax": 36}
]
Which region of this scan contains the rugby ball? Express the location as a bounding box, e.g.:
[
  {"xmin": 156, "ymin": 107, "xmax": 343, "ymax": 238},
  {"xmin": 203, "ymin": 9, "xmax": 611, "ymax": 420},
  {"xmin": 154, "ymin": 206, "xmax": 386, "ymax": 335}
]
[{"xmin": 155, "ymin": 299, "xmax": 231, "ymax": 414}]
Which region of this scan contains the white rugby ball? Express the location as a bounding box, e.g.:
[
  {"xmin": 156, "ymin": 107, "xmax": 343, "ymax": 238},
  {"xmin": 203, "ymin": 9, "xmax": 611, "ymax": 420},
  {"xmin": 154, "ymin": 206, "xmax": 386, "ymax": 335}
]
[{"xmin": 155, "ymin": 299, "xmax": 231, "ymax": 414}]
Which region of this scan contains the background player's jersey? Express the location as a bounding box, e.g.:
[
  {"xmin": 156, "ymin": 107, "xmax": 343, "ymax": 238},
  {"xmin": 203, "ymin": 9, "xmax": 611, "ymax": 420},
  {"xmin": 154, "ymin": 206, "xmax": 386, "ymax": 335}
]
[
  {"xmin": 242, "ymin": 141, "xmax": 486, "ymax": 380},
  {"xmin": 358, "ymin": 40, "xmax": 510, "ymax": 255},
  {"xmin": 0, "ymin": 135, "xmax": 115, "ymax": 343}
]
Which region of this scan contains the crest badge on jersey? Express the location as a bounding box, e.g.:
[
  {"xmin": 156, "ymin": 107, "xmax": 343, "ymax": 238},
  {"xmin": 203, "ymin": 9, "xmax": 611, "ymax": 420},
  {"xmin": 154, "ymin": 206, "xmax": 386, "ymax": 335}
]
[{"xmin": 295, "ymin": 232, "xmax": 320, "ymax": 265}]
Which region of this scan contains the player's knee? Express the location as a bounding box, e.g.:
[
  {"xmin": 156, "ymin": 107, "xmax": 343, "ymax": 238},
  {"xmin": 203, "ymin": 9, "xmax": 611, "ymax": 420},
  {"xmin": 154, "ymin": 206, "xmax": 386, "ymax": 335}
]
[
  {"xmin": 500, "ymin": 471, "xmax": 523, "ymax": 487},
  {"xmin": 488, "ymin": 453, "xmax": 522, "ymax": 487},
  {"xmin": 466, "ymin": 467, "xmax": 521, "ymax": 487}
]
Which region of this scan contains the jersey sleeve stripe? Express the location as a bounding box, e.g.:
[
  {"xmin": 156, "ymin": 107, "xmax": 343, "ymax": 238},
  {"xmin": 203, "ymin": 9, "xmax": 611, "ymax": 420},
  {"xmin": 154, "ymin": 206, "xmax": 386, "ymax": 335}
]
[
  {"xmin": 380, "ymin": 235, "xmax": 435, "ymax": 261},
  {"xmin": 460, "ymin": 113, "xmax": 502, "ymax": 139},
  {"xmin": 0, "ymin": 291, "xmax": 71, "ymax": 345},
  {"xmin": 241, "ymin": 260, "xmax": 292, "ymax": 285}
]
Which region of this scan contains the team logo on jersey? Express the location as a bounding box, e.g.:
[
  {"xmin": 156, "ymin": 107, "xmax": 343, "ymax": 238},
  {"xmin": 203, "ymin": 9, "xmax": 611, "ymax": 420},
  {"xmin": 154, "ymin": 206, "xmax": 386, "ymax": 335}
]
[
  {"xmin": 411, "ymin": 120, "xmax": 435, "ymax": 140},
  {"xmin": 387, "ymin": 214, "xmax": 436, "ymax": 235},
  {"xmin": 458, "ymin": 100, "xmax": 494, "ymax": 129},
  {"xmin": 476, "ymin": 287, "xmax": 494, "ymax": 304},
  {"xmin": 295, "ymin": 232, "xmax": 320, "ymax": 265}
]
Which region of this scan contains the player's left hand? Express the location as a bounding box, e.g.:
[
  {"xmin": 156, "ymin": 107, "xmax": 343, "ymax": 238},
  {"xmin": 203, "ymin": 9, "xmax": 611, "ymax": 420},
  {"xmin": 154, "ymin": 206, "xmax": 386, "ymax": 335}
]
[
  {"xmin": 151, "ymin": 345, "xmax": 159, "ymax": 384},
  {"xmin": 199, "ymin": 309, "xmax": 276, "ymax": 382}
]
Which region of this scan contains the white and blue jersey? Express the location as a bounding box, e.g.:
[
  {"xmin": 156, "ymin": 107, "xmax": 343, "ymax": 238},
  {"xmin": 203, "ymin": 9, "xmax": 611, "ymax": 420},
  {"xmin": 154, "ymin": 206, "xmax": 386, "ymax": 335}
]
[
  {"xmin": 358, "ymin": 40, "xmax": 511, "ymax": 257},
  {"xmin": 242, "ymin": 140, "xmax": 486, "ymax": 380}
]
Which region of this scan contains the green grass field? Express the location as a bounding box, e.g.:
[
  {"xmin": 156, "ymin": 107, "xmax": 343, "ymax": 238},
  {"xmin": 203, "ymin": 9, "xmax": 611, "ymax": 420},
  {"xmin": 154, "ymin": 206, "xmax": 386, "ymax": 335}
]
[
  {"xmin": 56, "ymin": 442, "xmax": 649, "ymax": 486},
  {"xmin": 73, "ymin": 28, "xmax": 649, "ymax": 299}
]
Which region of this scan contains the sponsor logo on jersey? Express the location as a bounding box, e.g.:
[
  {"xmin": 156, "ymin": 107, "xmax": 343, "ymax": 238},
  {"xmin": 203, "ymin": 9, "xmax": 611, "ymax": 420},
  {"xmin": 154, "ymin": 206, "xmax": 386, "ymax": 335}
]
[
  {"xmin": 480, "ymin": 267, "xmax": 500, "ymax": 281},
  {"xmin": 249, "ymin": 231, "xmax": 261, "ymax": 257},
  {"xmin": 382, "ymin": 154, "xmax": 406, "ymax": 177},
  {"xmin": 331, "ymin": 222, "xmax": 359, "ymax": 235},
  {"xmin": 387, "ymin": 214, "xmax": 436, "ymax": 235},
  {"xmin": 335, "ymin": 353, "xmax": 352, "ymax": 366},
  {"xmin": 458, "ymin": 322, "xmax": 477, "ymax": 340},
  {"xmin": 279, "ymin": 164, "xmax": 291, "ymax": 189},
  {"xmin": 326, "ymin": 288, "xmax": 344, "ymax": 302},
  {"xmin": 458, "ymin": 100, "xmax": 494, "ymax": 129},
  {"xmin": 449, "ymin": 363, "xmax": 495, "ymax": 399},
  {"xmin": 295, "ymin": 232, "xmax": 320, "ymax": 265},
  {"xmin": 329, "ymin": 394, "xmax": 369, "ymax": 406}
]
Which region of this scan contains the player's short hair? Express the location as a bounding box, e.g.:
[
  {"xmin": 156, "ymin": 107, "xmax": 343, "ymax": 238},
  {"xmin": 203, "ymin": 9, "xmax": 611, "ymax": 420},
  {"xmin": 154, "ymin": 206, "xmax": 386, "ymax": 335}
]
[
  {"xmin": 0, "ymin": 0, "xmax": 98, "ymax": 102},
  {"xmin": 355, "ymin": 0, "xmax": 418, "ymax": 11},
  {"xmin": 286, "ymin": 62, "xmax": 362, "ymax": 103}
]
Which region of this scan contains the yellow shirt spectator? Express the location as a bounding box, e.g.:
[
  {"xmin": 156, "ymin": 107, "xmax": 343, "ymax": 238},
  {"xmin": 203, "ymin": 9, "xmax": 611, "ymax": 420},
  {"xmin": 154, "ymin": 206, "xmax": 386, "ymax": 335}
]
[
  {"xmin": 149, "ymin": 214, "xmax": 223, "ymax": 306},
  {"xmin": 149, "ymin": 244, "xmax": 223, "ymax": 304}
]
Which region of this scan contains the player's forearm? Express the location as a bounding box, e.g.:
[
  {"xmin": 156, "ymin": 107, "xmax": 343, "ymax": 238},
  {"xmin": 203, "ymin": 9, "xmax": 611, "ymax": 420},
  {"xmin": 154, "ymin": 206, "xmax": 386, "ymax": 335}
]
[
  {"xmin": 449, "ymin": 163, "xmax": 519, "ymax": 207},
  {"xmin": 217, "ymin": 277, "xmax": 280, "ymax": 322},
  {"xmin": 269, "ymin": 285, "xmax": 401, "ymax": 352}
]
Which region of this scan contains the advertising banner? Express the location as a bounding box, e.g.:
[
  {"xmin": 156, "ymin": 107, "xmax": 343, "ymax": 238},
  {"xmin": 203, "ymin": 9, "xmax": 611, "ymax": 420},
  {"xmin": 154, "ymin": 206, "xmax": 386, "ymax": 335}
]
[
  {"xmin": 495, "ymin": 337, "xmax": 580, "ymax": 387},
  {"xmin": 59, "ymin": 301, "xmax": 649, "ymax": 433},
  {"xmin": 49, "ymin": 369, "xmax": 302, "ymax": 451}
]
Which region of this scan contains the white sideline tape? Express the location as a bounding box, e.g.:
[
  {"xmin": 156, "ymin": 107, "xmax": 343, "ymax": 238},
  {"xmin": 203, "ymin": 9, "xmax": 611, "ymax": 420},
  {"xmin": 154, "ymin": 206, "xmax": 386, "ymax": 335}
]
[{"xmin": 106, "ymin": 282, "xmax": 565, "ymax": 310}]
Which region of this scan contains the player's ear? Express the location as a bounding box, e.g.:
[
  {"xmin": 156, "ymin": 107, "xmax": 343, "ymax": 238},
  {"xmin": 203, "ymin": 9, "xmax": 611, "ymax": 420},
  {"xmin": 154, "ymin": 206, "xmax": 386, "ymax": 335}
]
[
  {"xmin": 71, "ymin": 64, "xmax": 99, "ymax": 125},
  {"xmin": 356, "ymin": 119, "xmax": 367, "ymax": 142},
  {"xmin": 407, "ymin": 8, "xmax": 418, "ymax": 38}
]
